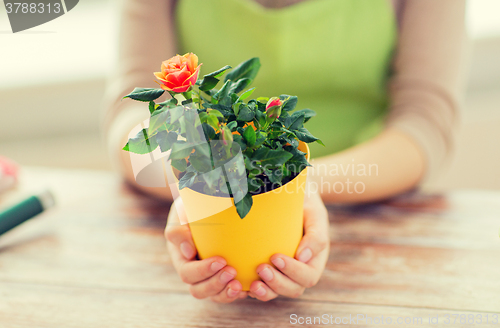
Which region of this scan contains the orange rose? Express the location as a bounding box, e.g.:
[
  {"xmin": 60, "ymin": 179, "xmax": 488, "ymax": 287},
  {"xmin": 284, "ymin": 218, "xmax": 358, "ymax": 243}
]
[{"xmin": 154, "ymin": 53, "xmax": 201, "ymax": 93}]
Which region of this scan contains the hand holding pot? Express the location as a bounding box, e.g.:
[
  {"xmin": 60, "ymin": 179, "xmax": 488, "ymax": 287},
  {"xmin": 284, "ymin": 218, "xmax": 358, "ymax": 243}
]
[
  {"xmin": 248, "ymin": 191, "xmax": 330, "ymax": 301},
  {"xmin": 165, "ymin": 198, "xmax": 248, "ymax": 303}
]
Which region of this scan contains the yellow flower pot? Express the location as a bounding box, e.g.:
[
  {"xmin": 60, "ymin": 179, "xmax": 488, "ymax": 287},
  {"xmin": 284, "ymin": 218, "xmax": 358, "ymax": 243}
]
[{"xmin": 179, "ymin": 142, "xmax": 309, "ymax": 291}]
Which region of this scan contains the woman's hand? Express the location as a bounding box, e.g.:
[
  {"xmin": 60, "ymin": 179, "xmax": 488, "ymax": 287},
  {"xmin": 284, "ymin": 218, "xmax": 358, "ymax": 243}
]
[
  {"xmin": 248, "ymin": 191, "xmax": 330, "ymax": 301},
  {"xmin": 165, "ymin": 198, "xmax": 247, "ymax": 303}
]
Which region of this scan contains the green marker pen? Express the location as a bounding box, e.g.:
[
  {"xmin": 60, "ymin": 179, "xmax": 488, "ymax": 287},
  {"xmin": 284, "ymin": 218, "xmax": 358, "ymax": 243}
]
[{"xmin": 0, "ymin": 190, "xmax": 55, "ymax": 236}]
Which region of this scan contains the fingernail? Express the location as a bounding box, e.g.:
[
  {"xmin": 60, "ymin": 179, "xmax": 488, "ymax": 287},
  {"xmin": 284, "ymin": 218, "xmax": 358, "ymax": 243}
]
[
  {"xmin": 298, "ymin": 248, "xmax": 312, "ymax": 263},
  {"xmin": 220, "ymin": 271, "xmax": 235, "ymax": 284},
  {"xmin": 211, "ymin": 261, "xmax": 225, "ymax": 273},
  {"xmin": 180, "ymin": 242, "xmax": 195, "ymax": 259},
  {"xmin": 254, "ymin": 286, "xmax": 266, "ymax": 297},
  {"xmin": 258, "ymin": 267, "xmax": 274, "ymax": 281},
  {"xmin": 271, "ymin": 257, "xmax": 285, "ymax": 270},
  {"xmin": 227, "ymin": 287, "xmax": 239, "ymax": 298}
]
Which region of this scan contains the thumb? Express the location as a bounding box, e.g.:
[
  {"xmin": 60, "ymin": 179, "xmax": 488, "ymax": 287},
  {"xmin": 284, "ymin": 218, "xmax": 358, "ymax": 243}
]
[{"xmin": 295, "ymin": 195, "xmax": 329, "ymax": 263}]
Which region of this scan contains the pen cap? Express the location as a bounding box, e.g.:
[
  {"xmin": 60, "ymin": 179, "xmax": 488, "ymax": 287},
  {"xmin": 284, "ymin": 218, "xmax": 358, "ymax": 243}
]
[
  {"xmin": 37, "ymin": 190, "xmax": 56, "ymax": 210},
  {"xmin": 0, "ymin": 189, "xmax": 56, "ymax": 236}
]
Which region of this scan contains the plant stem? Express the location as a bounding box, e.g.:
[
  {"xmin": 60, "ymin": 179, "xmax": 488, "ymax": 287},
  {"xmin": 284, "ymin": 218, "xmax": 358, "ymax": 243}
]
[{"xmin": 197, "ymin": 90, "xmax": 203, "ymax": 109}]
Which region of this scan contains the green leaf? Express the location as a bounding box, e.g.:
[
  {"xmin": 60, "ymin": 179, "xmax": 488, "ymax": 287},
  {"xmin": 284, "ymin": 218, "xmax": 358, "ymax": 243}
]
[
  {"xmin": 237, "ymin": 87, "xmax": 256, "ymax": 102},
  {"xmin": 198, "ymin": 111, "xmax": 208, "ymax": 124},
  {"xmin": 230, "ymin": 92, "xmax": 239, "ymax": 105},
  {"xmin": 247, "ymin": 178, "xmax": 262, "ymax": 193},
  {"xmin": 262, "ymin": 150, "xmax": 293, "ymax": 167},
  {"xmin": 233, "ymin": 103, "xmax": 242, "ymax": 116},
  {"xmin": 279, "ymin": 134, "xmax": 299, "ymax": 148},
  {"xmin": 148, "ymin": 101, "xmax": 156, "ymax": 114},
  {"xmin": 156, "ymin": 131, "xmax": 178, "ymax": 152},
  {"xmin": 292, "ymin": 108, "xmax": 316, "ymax": 123},
  {"xmin": 202, "ymin": 89, "xmax": 217, "ymax": 98},
  {"xmin": 169, "ymin": 141, "xmax": 194, "ymax": 160},
  {"xmin": 181, "ymin": 98, "xmax": 193, "ymax": 106},
  {"xmin": 214, "ymin": 80, "xmax": 232, "ymax": 101},
  {"xmin": 207, "ymin": 104, "xmax": 234, "ymax": 118},
  {"xmin": 226, "ymin": 121, "xmax": 238, "ymax": 131},
  {"xmin": 200, "ymin": 169, "xmax": 221, "ymax": 190},
  {"xmin": 157, "ymin": 98, "xmax": 178, "ymax": 108},
  {"xmin": 254, "ymin": 109, "xmax": 266, "ymax": 128},
  {"xmin": 235, "ymin": 193, "xmax": 253, "ymax": 219},
  {"xmin": 251, "ymin": 147, "xmax": 269, "ymax": 160},
  {"xmin": 242, "ymin": 126, "xmax": 256, "ymax": 147},
  {"xmin": 237, "ymin": 105, "xmax": 255, "ymax": 122},
  {"xmin": 254, "ymin": 131, "xmax": 267, "ymax": 147},
  {"xmin": 229, "ymin": 78, "xmax": 252, "ymax": 94},
  {"xmin": 263, "ymin": 167, "xmax": 283, "ymax": 184},
  {"xmin": 123, "ymin": 129, "xmax": 158, "ymax": 154},
  {"xmin": 202, "ymin": 123, "xmax": 216, "ymax": 139},
  {"xmin": 207, "ymin": 114, "xmax": 220, "ymax": 130},
  {"xmin": 253, "ymin": 148, "xmax": 293, "ymax": 167},
  {"xmin": 148, "ymin": 109, "xmax": 169, "ymax": 135},
  {"xmin": 123, "ymin": 88, "xmax": 165, "ymax": 102},
  {"xmin": 170, "ymin": 106, "xmax": 184, "ymax": 123},
  {"xmin": 225, "ymin": 57, "xmax": 261, "ymax": 83},
  {"xmin": 178, "ymin": 171, "xmax": 196, "ymax": 190},
  {"xmin": 283, "ymin": 145, "xmax": 310, "ymax": 173},
  {"xmin": 244, "ymin": 155, "xmax": 257, "ymax": 171},
  {"xmin": 194, "ymin": 143, "xmax": 212, "ymax": 159},
  {"xmin": 189, "ymin": 151, "xmax": 213, "ymax": 173},
  {"xmin": 285, "ymin": 112, "xmax": 305, "ymax": 130},
  {"xmin": 233, "ymin": 134, "xmax": 247, "ymax": 151},
  {"xmin": 199, "ymin": 76, "xmax": 219, "ymax": 91},
  {"xmin": 205, "ymin": 65, "xmax": 232, "ymax": 78},
  {"xmin": 280, "ymin": 95, "xmax": 298, "ymax": 111},
  {"xmin": 294, "ymin": 127, "xmax": 319, "ymax": 143},
  {"xmin": 208, "ymin": 109, "xmax": 223, "ymax": 118},
  {"xmin": 171, "ymin": 158, "xmax": 187, "ymax": 172}
]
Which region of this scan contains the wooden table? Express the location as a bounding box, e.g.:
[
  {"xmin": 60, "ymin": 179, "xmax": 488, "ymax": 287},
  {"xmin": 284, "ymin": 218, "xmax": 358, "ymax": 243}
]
[{"xmin": 0, "ymin": 167, "xmax": 499, "ymax": 327}]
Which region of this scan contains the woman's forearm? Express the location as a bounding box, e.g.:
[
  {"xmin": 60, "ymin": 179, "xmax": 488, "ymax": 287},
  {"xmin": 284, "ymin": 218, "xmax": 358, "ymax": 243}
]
[
  {"xmin": 107, "ymin": 107, "xmax": 173, "ymax": 201},
  {"xmin": 309, "ymin": 128, "xmax": 426, "ymax": 204}
]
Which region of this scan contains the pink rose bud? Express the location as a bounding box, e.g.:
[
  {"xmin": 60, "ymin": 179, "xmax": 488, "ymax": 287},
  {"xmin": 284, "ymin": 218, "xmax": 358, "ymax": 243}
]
[
  {"xmin": 266, "ymin": 97, "xmax": 283, "ymax": 110},
  {"xmin": 266, "ymin": 97, "xmax": 283, "ymax": 119}
]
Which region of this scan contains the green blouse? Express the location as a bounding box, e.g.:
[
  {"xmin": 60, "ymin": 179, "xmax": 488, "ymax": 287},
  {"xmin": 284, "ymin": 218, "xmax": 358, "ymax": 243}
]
[{"xmin": 176, "ymin": 0, "xmax": 396, "ymax": 158}]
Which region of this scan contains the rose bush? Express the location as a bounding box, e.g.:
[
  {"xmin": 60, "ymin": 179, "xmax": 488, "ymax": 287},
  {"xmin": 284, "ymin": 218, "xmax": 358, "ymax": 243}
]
[{"xmin": 123, "ymin": 55, "xmax": 323, "ymax": 218}]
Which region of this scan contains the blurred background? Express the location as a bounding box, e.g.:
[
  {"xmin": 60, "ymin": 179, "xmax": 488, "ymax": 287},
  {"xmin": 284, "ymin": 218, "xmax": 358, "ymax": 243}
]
[{"xmin": 0, "ymin": 0, "xmax": 499, "ymax": 190}]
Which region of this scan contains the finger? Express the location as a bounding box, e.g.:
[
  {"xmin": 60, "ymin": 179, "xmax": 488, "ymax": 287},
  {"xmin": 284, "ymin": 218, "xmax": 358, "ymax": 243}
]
[
  {"xmin": 270, "ymin": 254, "xmax": 322, "ymax": 288},
  {"xmin": 165, "ymin": 199, "xmax": 197, "ymax": 261},
  {"xmin": 189, "ymin": 266, "xmax": 237, "ymax": 299},
  {"xmin": 177, "ymin": 256, "xmax": 227, "ymax": 284},
  {"xmin": 295, "ymin": 198, "xmax": 329, "ymax": 264},
  {"xmin": 256, "ymin": 264, "xmax": 305, "ymax": 298},
  {"xmin": 248, "ymin": 281, "xmax": 278, "ymax": 302},
  {"xmin": 210, "ymin": 280, "xmax": 246, "ymax": 303}
]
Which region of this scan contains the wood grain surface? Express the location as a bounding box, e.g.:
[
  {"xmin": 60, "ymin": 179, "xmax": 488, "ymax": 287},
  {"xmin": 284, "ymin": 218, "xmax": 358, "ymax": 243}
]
[{"xmin": 0, "ymin": 167, "xmax": 499, "ymax": 327}]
